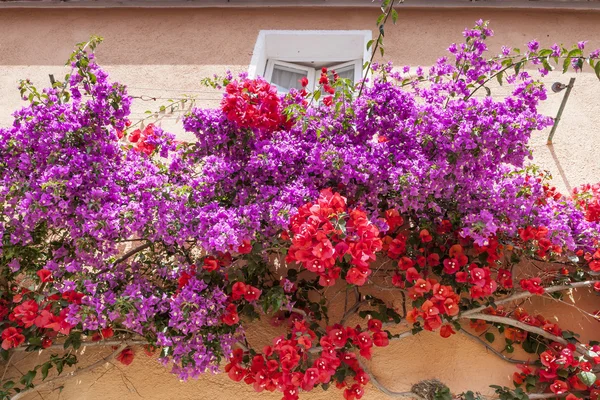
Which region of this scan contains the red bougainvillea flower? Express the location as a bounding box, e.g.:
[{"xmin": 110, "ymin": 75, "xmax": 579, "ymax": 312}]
[
  {"xmin": 128, "ymin": 124, "xmax": 157, "ymax": 155},
  {"xmin": 520, "ymin": 277, "xmax": 545, "ymax": 294},
  {"xmin": 202, "ymin": 256, "xmax": 220, "ymax": 272},
  {"xmin": 440, "ymin": 324, "xmax": 456, "ymax": 338},
  {"xmin": 372, "ymin": 331, "xmax": 389, "ymax": 347},
  {"xmin": 550, "ymin": 379, "xmax": 569, "ymax": 394},
  {"xmin": 231, "ymin": 282, "xmax": 261, "ymax": 302},
  {"xmin": 504, "ymin": 327, "xmax": 527, "ymax": 342},
  {"xmin": 231, "ymin": 282, "xmax": 247, "ymax": 300},
  {"xmin": 343, "ymin": 384, "xmax": 364, "ymax": 400},
  {"xmin": 101, "ymin": 327, "xmax": 114, "ymax": 339},
  {"xmin": 385, "ymin": 209, "xmax": 404, "ymax": 231},
  {"xmin": 593, "ymin": 282, "xmax": 600, "ymax": 292},
  {"xmin": 11, "ymin": 299, "xmax": 39, "ymax": 328},
  {"xmin": 346, "ymin": 268, "xmax": 369, "ymax": 286},
  {"xmin": 1, "ymin": 327, "xmax": 25, "ymax": 350},
  {"xmin": 512, "ymin": 364, "xmax": 533, "ymax": 385},
  {"xmin": 244, "ymin": 285, "xmax": 262, "ymax": 302},
  {"xmin": 221, "ymin": 304, "xmax": 240, "ymax": 326},
  {"xmin": 221, "ymin": 78, "xmax": 284, "ymax": 136},
  {"xmin": 36, "ymin": 269, "xmax": 53, "ymax": 283},
  {"xmin": 300, "ymin": 77, "xmax": 309, "ymax": 87},
  {"xmin": 469, "ymin": 319, "xmax": 487, "ymax": 332},
  {"xmin": 44, "ymin": 308, "xmax": 73, "ymax": 335},
  {"xmin": 41, "ymin": 338, "xmax": 53, "ymax": 349},
  {"xmin": 237, "ymin": 240, "xmax": 253, "ymax": 254},
  {"xmin": 116, "ymin": 347, "xmax": 135, "ymax": 366},
  {"xmin": 419, "ymin": 229, "xmax": 432, "ymax": 243},
  {"xmin": 549, "ymin": 379, "xmax": 569, "ymax": 394}
]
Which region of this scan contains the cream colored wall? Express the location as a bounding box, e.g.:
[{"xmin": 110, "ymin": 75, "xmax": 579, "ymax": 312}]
[{"xmin": 1, "ymin": 7, "xmax": 599, "ymax": 400}]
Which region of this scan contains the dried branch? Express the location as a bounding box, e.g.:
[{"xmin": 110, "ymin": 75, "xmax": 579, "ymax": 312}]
[
  {"xmin": 12, "ymin": 339, "xmax": 148, "ymax": 352},
  {"xmin": 458, "ymin": 330, "xmax": 528, "ymax": 364},
  {"xmin": 357, "ymin": 359, "xmax": 425, "ymax": 399},
  {"xmin": 11, "ymin": 344, "xmax": 127, "ymax": 400},
  {"xmin": 112, "ymin": 242, "xmax": 153, "ymax": 266},
  {"xmin": 461, "ymin": 280, "xmax": 599, "ymax": 318},
  {"xmin": 465, "ymin": 313, "xmax": 594, "ymax": 359}
]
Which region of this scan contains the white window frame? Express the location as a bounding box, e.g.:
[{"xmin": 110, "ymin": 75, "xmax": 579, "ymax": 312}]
[
  {"xmin": 249, "ymin": 30, "xmax": 372, "ymax": 91},
  {"xmin": 265, "ymin": 59, "xmax": 315, "ymax": 92},
  {"xmin": 265, "ymin": 59, "xmax": 363, "ymax": 92}
]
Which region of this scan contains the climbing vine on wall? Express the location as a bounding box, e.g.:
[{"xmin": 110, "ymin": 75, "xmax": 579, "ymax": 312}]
[{"xmin": 1, "ymin": 8, "xmax": 600, "ymax": 400}]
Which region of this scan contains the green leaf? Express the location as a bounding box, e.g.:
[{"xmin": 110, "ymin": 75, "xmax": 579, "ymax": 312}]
[
  {"xmin": 538, "ymin": 49, "xmax": 552, "ymax": 57},
  {"xmin": 578, "ymin": 371, "xmax": 597, "ymax": 386},
  {"xmin": 485, "ymin": 332, "xmax": 495, "ymax": 343},
  {"xmin": 595, "ymin": 61, "xmax": 600, "ymax": 80},
  {"xmin": 19, "ymin": 370, "xmax": 36, "ymax": 388},
  {"xmin": 41, "ymin": 362, "xmax": 51, "ymax": 380},
  {"xmin": 463, "ymin": 391, "xmax": 476, "ymax": 400},
  {"xmin": 563, "ymin": 49, "xmax": 582, "ymax": 73},
  {"xmin": 366, "ymin": 39, "xmax": 375, "ymax": 51},
  {"xmin": 376, "ymin": 13, "xmax": 386, "ymax": 27},
  {"xmin": 541, "ymin": 58, "xmax": 554, "ymax": 72},
  {"xmin": 391, "ymin": 9, "xmax": 398, "ymax": 24},
  {"xmin": 557, "ymin": 369, "xmax": 569, "ymax": 379}
]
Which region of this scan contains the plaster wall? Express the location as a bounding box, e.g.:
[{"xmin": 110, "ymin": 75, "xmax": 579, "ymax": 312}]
[{"xmin": 0, "ymin": 6, "xmax": 599, "ymax": 400}]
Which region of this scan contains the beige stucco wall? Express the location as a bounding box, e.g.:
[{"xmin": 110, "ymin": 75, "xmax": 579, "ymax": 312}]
[{"xmin": 1, "ymin": 6, "xmax": 599, "ymax": 400}]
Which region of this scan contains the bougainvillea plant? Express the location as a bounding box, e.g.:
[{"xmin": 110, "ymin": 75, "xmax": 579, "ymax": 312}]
[{"xmin": 1, "ymin": 11, "xmax": 600, "ymax": 400}]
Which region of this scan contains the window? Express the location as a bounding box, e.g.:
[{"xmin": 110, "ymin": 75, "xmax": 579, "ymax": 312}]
[
  {"xmin": 249, "ymin": 30, "xmax": 372, "ymax": 93},
  {"xmin": 265, "ymin": 59, "xmax": 362, "ymax": 92}
]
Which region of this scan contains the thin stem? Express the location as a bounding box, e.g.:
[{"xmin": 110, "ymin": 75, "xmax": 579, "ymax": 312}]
[
  {"xmin": 112, "ymin": 242, "xmax": 153, "ymax": 266},
  {"xmin": 357, "ymin": 0, "xmax": 396, "ymax": 99},
  {"xmin": 357, "ymin": 359, "xmax": 425, "ymax": 399},
  {"xmin": 461, "ymin": 280, "xmax": 599, "ymax": 318},
  {"xmin": 465, "ymin": 313, "xmax": 594, "ymax": 359},
  {"xmin": 12, "ymin": 339, "xmax": 147, "ymax": 352},
  {"xmin": 11, "ymin": 344, "xmax": 127, "ymax": 400},
  {"xmin": 459, "ymin": 330, "xmax": 528, "ymax": 364}
]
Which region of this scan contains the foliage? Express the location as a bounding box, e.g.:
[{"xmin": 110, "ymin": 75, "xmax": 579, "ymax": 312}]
[{"xmin": 1, "ymin": 19, "xmax": 600, "ymax": 400}]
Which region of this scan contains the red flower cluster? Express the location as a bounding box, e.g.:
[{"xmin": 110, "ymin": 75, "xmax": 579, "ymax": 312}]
[
  {"xmin": 585, "ymin": 249, "xmax": 600, "ymax": 272},
  {"xmin": 129, "ymin": 124, "xmax": 157, "ymax": 155},
  {"xmin": 518, "ymin": 225, "xmax": 561, "ymax": 258},
  {"xmin": 202, "ymin": 252, "xmax": 232, "ymax": 273},
  {"xmin": 573, "ymin": 183, "xmax": 600, "ymax": 223},
  {"xmin": 221, "ymin": 304, "xmax": 239, "ymax": 326},
  {"xmin": 513, "ymin": 307, "xmax": 562, "ymax": 337},
  {"xmin": 9, "ymin": 298, "xmax": 72, "ymax": 335},
  {"xmin": 316, "ymin": 67, "xmax": 336, "ymax": 107},
  {"xmin": 225, "ymin": 319, "xmax": 389, "ymax": 400},
  {"xmin": 520, "ymin": 277, "xmax": 545, "ymax": 294},
  {"xmin": 456, "ymin": 264, "xmax": 498, "ymax": 299},
  {"xmin": 1, "ymin": 327, "xmax": 25, "ymax": 350},
  {"xmin": 286, "ymin": 189, "xmax": 382, "ymax": 287},
  {"xmin": 406, "ymin": 279, "xmax": 461, "ymax": 333},
  {"xmin": 222, "ymin": 78, "xmax": 286, "ymax": 135},
  {"xmin": 231, "ymin": 281, "xmax": 262, "ymax": 302},
  {"xmin": 514, "ymin": 341, "xmax": 599, "ymax": 395},
  {"xmin": 2, "ymin": 294, "xmax": 74, "ymax": 350}
]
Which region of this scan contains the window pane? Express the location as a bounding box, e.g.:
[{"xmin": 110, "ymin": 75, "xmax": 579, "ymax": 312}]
[
  {"xmin": 333, "ymin": 64, "xmax": 355, "ymax": 82},
  {"xmin": 271, "ymin": 64, "xmax": 308, "ymax": 92}
]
